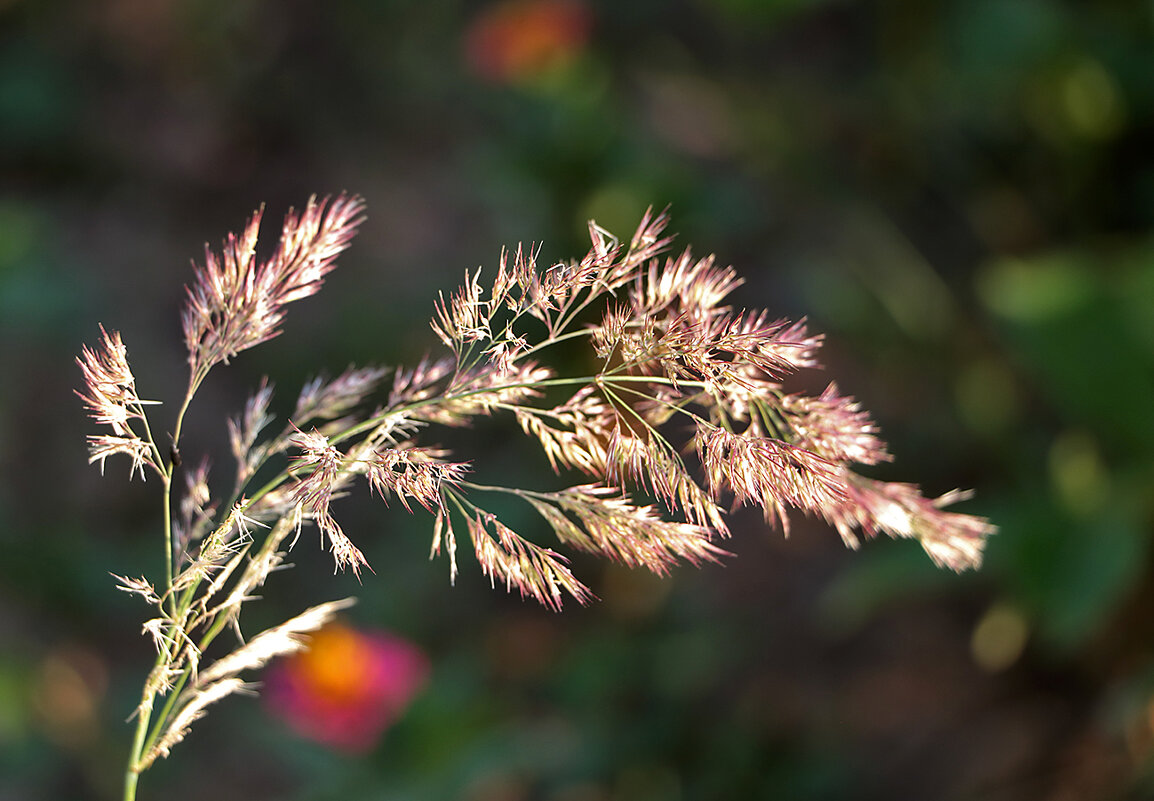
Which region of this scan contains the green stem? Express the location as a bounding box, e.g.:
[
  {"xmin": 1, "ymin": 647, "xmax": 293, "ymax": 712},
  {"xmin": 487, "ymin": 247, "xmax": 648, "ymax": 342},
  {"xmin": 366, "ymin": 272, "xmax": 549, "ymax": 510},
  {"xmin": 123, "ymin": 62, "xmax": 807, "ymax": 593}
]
[
  {"xmin": 122, "ymin": 379, "xmax": 203, "ymax": 801},
  {"xmin": 161, "ymin": 482, "xmax": 175, "ymax": 614},
  {"xmin": 123, "ymin": 769, "xmax": 139, "ymax": 801},
  {"xmin": 122, "ymin": 644, "xmax": 166, "ymax": 801}
]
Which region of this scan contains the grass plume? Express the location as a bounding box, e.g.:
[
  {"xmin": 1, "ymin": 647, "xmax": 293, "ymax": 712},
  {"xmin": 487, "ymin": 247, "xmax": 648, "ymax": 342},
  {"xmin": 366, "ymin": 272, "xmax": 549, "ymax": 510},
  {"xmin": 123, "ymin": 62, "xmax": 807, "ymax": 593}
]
[{"xmin": 79, "ymin": 194, "xmax": 995, "ymax": 800}]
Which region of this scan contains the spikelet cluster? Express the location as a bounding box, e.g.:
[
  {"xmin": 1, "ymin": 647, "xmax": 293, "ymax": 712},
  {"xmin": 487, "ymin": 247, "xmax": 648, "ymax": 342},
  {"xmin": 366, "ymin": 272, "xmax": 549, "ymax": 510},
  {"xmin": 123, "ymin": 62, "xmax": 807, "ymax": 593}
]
[
  {"xmin": 182, "ymin": 195, "xmax": 365, "ymax": 383},
  {"xmin": 76, "ymin": 324, "xmax": 163, "ymax": 479}
]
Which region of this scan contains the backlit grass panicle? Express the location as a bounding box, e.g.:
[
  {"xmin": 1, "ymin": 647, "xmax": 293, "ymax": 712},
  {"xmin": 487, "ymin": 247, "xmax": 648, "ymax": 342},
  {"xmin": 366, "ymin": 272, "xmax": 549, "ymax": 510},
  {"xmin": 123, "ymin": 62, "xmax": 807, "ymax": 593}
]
[
  {"xmin": 86, "ymin": 435, "xmax": 156, "ymax": 480},
  {"xmin": 76, "ymin": 324, "xmax": 145, "ymax": 433},
  {"xmin": 228, "ymin": 379, "xmax": 275, "ymax": 490},
  {"xmin": 79, "ymin": 194, "xmax": 995, "ymax": 801},
  {"xmin": 195, "ymin": 598, "xmax": 357, "ymax": 687},
  {"xmin": 442, "ymin": 360, "xmax": 554, "ymax": 418},
  {"xmin": 602, "ymin": 423, "xmax": 728, "ymax": 533},
  {"xmin": 696, "ymin": 425, "xmax": 849, "ymax": 531},
  {"xmin": 364, "ymin": 447, "xmax": 468, "ymax": 514},
  {"xmin": 546, "ymin": 485, "xmax": 725, "ymax": 573},
  {"xmin": 465, "ymin": 509, "xmax": 591, "ymax": 611},
  {"xmin": 514, "ymin": 386, "xmax": 615, "ymax": 475},
  {"xmin": 288, "ymin": 427, "xmax": 368, "ymax": 576},
  {"xmin": 76, "ymin": 324, "xmax": 163, "ymax": 479},
  {"xmin": 825, "ymin": 478, "xmax": 994, "ymax": 571},
  {"xmin": 294, "ymin": 366, "xmax": 389, "ymax": 427},
  {"xmin": 182, "ymin": 194, "xmax": 365, "ymax": 383},
  {"xmin": 780, "ymin": 383, "xmax": 891, "ymax": 466},
  {"xmin": 432, "ymin": 267, "xmax": 489, "ymax": 351},
  {"xmin": 174, "ymin": 459, "xmax": 215, "ymax": 557},
  {"xmin": 138, "ymin": 677, "xmax": 250, "ymax": 772}
]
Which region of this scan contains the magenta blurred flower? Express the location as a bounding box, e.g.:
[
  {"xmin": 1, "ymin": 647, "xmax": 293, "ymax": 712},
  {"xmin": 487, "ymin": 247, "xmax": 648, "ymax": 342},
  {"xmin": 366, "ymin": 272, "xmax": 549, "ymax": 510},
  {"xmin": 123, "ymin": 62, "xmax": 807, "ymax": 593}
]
[{"xmin": 265, "ymin": 623, "xmax": 429, "ymax": 752}]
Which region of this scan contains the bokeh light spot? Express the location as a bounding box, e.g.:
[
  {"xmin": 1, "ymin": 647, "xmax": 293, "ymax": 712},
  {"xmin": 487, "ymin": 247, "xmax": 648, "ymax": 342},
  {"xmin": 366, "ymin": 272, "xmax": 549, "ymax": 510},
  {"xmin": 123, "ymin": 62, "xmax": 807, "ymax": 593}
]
[
  {"xmin": 1048, "ymin": 429, "xmax": 1110, "ymax": 517},
  {"xmin": 30, "ymin": 646, "xmax": 108, "ymax": 750},
  {"xmin": 1062, "ymin": 59, "xmax": 1124, "ymax": 140},
  {"xmin": 977, "ymin": 254, "xmax": 1093, "ymax": 322},
  {"xmin": 971, "ymin": 603, "xmax": 1029, "ymax": 673},
  {"xmin": 955, "ymin": 357, "xmax": 1019, "ymax": 436}
]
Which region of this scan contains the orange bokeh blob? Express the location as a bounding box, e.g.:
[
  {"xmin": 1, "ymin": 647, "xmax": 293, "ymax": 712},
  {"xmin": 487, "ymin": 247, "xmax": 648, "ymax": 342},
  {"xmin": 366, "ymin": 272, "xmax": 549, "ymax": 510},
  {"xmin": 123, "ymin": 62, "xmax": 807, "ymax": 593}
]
[{"xmin": 465, "ymin": 0, "xmax": 593, "ymax": 83}]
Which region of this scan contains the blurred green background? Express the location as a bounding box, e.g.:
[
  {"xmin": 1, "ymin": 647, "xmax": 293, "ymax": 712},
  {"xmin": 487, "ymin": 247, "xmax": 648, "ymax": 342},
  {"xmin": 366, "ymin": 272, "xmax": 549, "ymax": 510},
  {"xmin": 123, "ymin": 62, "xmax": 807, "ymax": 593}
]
[{"xmin": 2, "ymin": 0, "xmax": 1154, "ymax": 799}]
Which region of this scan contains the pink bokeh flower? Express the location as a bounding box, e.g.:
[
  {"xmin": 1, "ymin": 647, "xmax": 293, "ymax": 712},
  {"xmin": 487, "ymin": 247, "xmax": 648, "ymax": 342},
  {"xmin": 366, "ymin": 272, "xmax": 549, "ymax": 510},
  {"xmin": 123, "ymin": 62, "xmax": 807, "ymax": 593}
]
[{"xmin": 265, "ymin": 623, "xmax": 429, "ymax": 752}]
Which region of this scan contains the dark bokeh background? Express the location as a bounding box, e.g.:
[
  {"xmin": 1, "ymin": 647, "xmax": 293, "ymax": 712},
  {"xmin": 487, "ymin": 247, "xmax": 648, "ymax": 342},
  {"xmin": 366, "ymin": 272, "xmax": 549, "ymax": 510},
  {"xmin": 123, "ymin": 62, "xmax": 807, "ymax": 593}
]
[{"xmin": 3, "ymin": 1, "xmax": 1154, "ymax": 799}]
